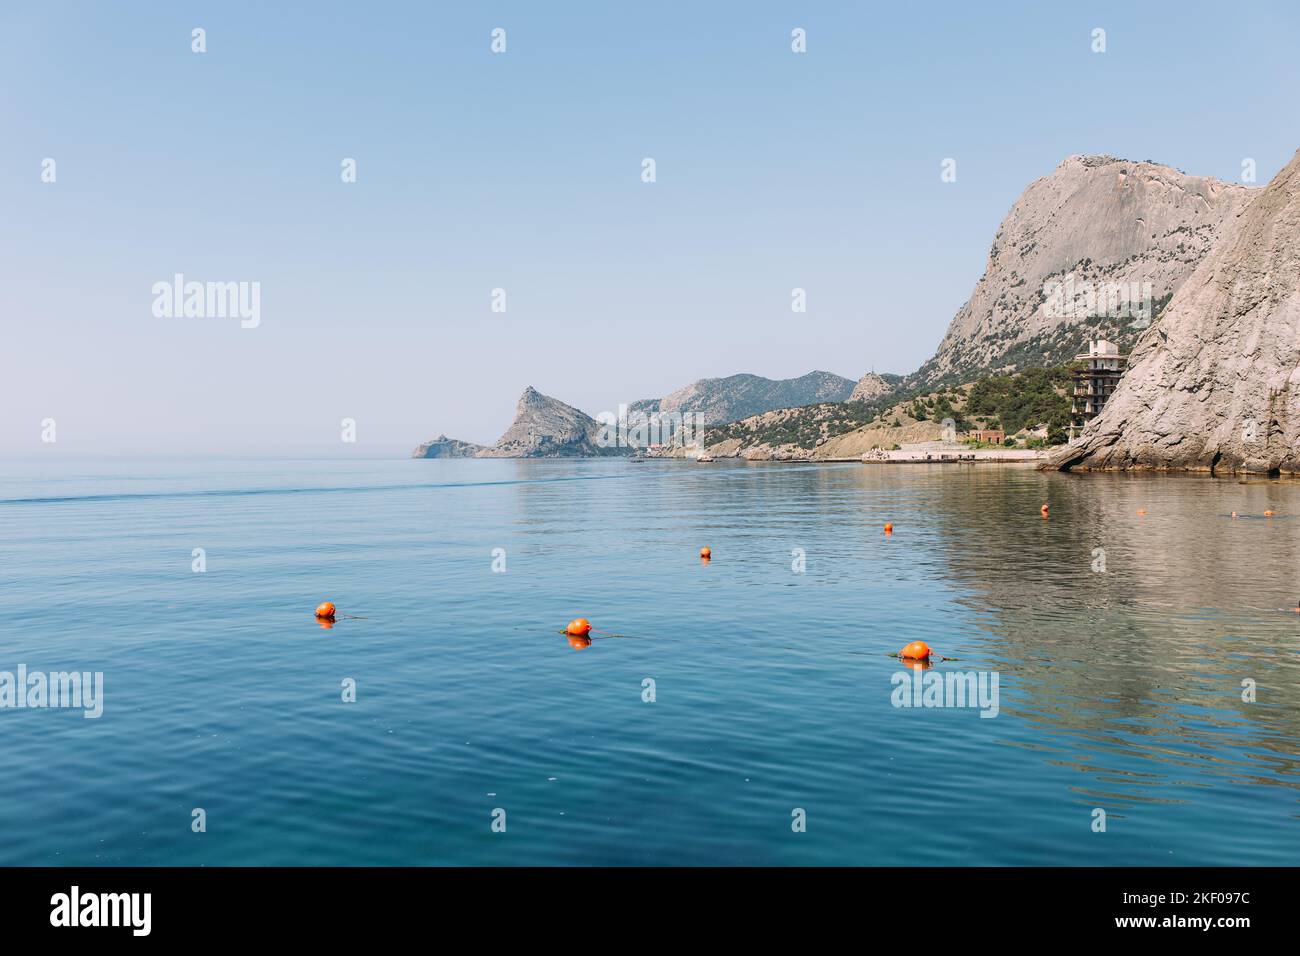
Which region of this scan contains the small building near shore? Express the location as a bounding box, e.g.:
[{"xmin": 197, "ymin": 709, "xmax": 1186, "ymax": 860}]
[{"xmin": 969, "ymin": 429, "xmax": 1005, "ymax": 445}]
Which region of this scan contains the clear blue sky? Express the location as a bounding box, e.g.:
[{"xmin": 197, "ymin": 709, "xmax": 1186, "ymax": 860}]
[{"xmin": 3, "ymin": 1, "xmax": 1298, "ymax": 456}]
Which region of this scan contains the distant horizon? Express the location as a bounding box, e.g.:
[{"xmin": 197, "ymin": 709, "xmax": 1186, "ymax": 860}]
[{"xmin": 7, "ymin": 366, "xmax": 876, "ymax": 460}]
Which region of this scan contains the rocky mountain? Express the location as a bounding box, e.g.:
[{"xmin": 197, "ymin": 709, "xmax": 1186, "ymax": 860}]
[
  {"xmin": 476, "ymin": 386, "xmax": 619, "ymax": 458},
  {"xmin": 849, "ymin": 372, "xmax": 900, "ymax": 403},
  {"xmin": 414, "ymin": 373, "xmax": 861, "ymax": 459},
  {"xmin": 409, "ymin": 154, "xmax": 1277, "ymax": 465},
  {"xmin": 1051, "ymin": 149, "xmax": 1300, "ymax": 475},
  {"xmin": 411, "ymin": 434, "xmax": 485, "ymax": 459},
  {"xmin": 630, "ymin": 371, "xmax": 856, "ymax": 425},
  {"xmin": 912, "ymin": 155, "xmax": 1253, "ymax": 389}
]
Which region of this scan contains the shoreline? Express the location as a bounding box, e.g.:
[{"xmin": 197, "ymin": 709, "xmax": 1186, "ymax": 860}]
[{"xmin": 634, "ymin": 444, "xmax": 1053, "ymax": 466}]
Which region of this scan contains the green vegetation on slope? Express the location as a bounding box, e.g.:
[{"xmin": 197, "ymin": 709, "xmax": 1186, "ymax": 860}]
[
  {"xmin": 911, "ymin": 298, "xmax": 1172, "ymax": 393},
  {"xmin": 964, "ymin": 365, "xmax": 1072, "ymax": 435},
  {"xmin": 704, "ymin": 365, "xmax": 1077, "ymax": 452},
  {"xmin": 706, "ymin": 400, "xmax": 886, "ymax": 450}
]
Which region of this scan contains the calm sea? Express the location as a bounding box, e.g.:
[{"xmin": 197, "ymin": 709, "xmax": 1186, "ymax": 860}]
[{"xmin": 1, "ymin": 458, "xmax": 1297, "ymax": 865}]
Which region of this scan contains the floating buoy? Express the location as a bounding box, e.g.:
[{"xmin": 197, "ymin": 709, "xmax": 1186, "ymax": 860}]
[
  {"xmin": 1231, "ymin": 511, "xmax": 1239, "ymax": 519},
  {"xmin": 1265, "ymin": 510, "xmax": 1276, "ymax": 517},
  {"xmin": 899, "ymin": 640, "xmax": 932, "ymax": 661},
  {"xmin": 700, "ymin": 547, "xmax": 712, "ymax": 559},
  {"xmin": 884, "ymin": 522, "xmax": 893, "ymax": 535},
  {"xmin": 315, "ymin": 601, "xmax": 336, "ymax": 620},
  {"xmin": 1137, "ymin": 508, "xmax": 1147, "ymax": 516},
  {"xmin": 1040, "ymin": 504, "xmax": 1049, "ymax": 518},
  {"xmin": 565, "ymin": 618, "xmax": 591, "ymax": 637}
]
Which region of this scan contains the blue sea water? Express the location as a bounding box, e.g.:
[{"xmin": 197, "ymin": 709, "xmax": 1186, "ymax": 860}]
[{"xmin": 0, "ymin": 458, "xmax": 1297, "ymax": 866}]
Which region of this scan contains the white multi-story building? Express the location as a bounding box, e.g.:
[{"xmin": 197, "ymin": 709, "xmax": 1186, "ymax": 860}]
[{"xmin": 1071, "ymin": 339, "xmax": 1126, "ymax": 422}]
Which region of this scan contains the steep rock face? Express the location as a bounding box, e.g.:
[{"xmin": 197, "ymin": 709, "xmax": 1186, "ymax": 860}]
[
  {"xmin": 848, "ymin": 372, "xmax": 898, "ymax": 403},
  {"xmin": 631, "ymin": 371, "xmax": 855, "ymax": 425},
  {"xmin": 1052, "ymin": 150, "xmax": 1300, "ymax": 475},
  {"xmin": 411, "ymin": 434, "xmax": 485, "ymax": 458},
  {"xmin": 478, "ymin": 386, "xmax": 616, "ymax": 458},
  {"xmin": 912, "ymin": 155, "xmax": 1253, "ymax": 387}
]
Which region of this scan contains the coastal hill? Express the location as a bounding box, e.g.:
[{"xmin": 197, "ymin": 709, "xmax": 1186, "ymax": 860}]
[
  {"xmin": 849, "ymin": 372, "xmax": 900, "ymax": 403},
  {"xmin": 413, "ymin": 386, "xmax": 616, "ymax": 459},
  {"xmin": 476, "ymin": 386, "xmax": 617, "ymax": 458},
  {"xmin": 629, "ymin": 371, "xmax": 858, "ymax": 425},
  {"xmin": 1051, "ymin": 149, "xmax": 1300, "ymax": 475},
  {"xmin": 414, "ymin": 371, "xmax": 866, "ymax": 458},
  {"xmin": 700, "ymin": 368, "xmax": 1071, "ymax": 460},
  {"xmin": 671, "ymin": 153, "xmax": 1259, "ymax": 460},
  {"xmin": 911, "ymin": 155, "xmax": 1252, "ymax": 389}
]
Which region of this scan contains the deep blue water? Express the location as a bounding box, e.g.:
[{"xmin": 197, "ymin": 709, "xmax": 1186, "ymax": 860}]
[{"xmin": 1, "ymin": 458, "xmax": 1298, "ymax": 865}]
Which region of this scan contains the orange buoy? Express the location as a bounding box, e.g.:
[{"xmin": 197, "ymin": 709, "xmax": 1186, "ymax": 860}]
[
  {"xmin": 1137, "ymin": 508, "xmax": 1147, "ymax": 516},
  {"xmin": 699, "ymin": 547, "xmax": 712, "ymax": 559},
  {"xmin": 565, "ymin": 618, "xmax": 591, "ymax": 637},
  {"xmin": 1231, "ymin": 511, "xmax": 1239, "ymax": 518},
  {"xmin": 884, "ymin": 522, "xmax": 893, "ymax": 535},
  {"xmin": 1265, "ymin": 510, "xmax": 1276, "ymax": 517},
  {"xmin": 899, "ymin": 640, "xmax": 932, "ymax": 661},
  {"xmin": 315, "ymin": 601, "xmax": 336, "ymax": 620},
  {"xmin": 1040, "ymin": 503, "xmax": 1049, "ymax": 518}
]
